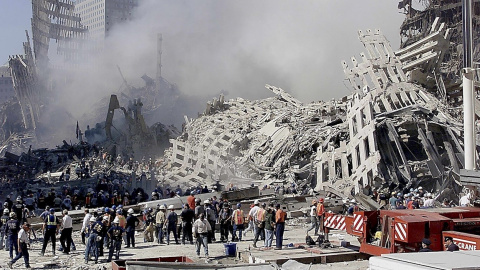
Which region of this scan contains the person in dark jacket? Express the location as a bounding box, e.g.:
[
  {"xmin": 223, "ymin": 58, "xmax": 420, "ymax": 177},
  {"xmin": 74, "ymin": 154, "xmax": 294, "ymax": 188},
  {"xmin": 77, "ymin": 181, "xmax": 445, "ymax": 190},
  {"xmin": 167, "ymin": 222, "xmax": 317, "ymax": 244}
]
[
  {"xmin": 5, "ymin": 212, "xmax": 20, "ymax": 259},
  {"xmin": 419, "ymin": 238, "xmax": 432, "ymax": 252},
  {"xmin": 165, "ymin": 205, "xmax": 178, "ymax": 245},
  {"xmin": 125, "ymin": 209, "xmax": 139, "ymax": 248},
  {"xmin": 180, "ymin": 204, "xmax": 195, "ymax": 245},
  {"xmin": 41, "ymin": 208, "xmax": 59, "ymax": 256},
  {"xmin": 444, "ymin": 236, "xmax": 459, "ymax": 251},
  {"xmin": 107, "ymin": 217, "xmax": 124, "ymax": 262},
  {"xmin": 264, "ymin": 206, "xmax": 275, "ymax": 247}
]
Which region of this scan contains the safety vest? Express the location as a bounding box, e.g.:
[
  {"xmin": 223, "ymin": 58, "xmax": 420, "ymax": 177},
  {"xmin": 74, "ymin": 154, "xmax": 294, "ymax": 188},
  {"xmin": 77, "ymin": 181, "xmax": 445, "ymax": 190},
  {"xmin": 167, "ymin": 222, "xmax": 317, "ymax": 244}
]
[
  {"xmin": 256, "ymin": 208, "xmax": 266, "ymax": 222},
  {"xmin": 233, "ymin": 209, "xmax": 244, "ymax": 225},
  {"xmin": 47, "ymin": 215, "xmax": 57, "ymax": 229}
]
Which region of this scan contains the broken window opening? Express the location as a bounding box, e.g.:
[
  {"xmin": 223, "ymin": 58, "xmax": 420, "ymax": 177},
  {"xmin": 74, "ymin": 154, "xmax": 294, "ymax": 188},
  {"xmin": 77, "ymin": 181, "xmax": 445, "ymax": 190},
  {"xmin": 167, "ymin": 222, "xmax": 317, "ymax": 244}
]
[{"xmin": 335, "ymin": 159, "xmax": 343, "ymax": 179}]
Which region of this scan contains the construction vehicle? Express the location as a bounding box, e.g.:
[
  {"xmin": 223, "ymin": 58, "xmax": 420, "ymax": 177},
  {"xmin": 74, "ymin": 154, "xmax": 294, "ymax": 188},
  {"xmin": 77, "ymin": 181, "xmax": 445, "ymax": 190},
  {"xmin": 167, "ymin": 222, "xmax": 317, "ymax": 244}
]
[{"xmin": 323, "ymin": 207, "xmax": 480, "ymax": 256}]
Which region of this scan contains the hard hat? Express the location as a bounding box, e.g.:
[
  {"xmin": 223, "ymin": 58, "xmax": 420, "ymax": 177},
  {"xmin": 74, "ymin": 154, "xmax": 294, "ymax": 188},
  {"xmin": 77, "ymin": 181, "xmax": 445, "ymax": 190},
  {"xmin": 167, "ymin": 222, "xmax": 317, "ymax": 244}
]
[
  {"xmin": 3, "ymin": 208, "xmax": 9, "ymax": 214},
  {"xmin": 116, "ymin": 209, "xmax": 122, "ymax": 214},
  {"xmin": 113, "ymin": 217, "xmax": 120, "ymax": 223},
  {"xmin": 168, "ymin": 205, "xmax": 174, "ymax": 210},
  {"xmin": 261, "ymin": 202, "xmax": 267, "ymax": 207},
  {"xmin": 50, "ymin": 208, "xmax": 55, "ymax": 213},
  {"xmin": 391, "ymin": 191, "xmax": 396, "ymax": 195},
  {"xmin": 105, "ymin": 207, "xmax": 109, "ymax": 212},
  {"xmin": 90, "ymin": 217, "xmax": 96, "ymax": 222},
  {"xmin": 127, "ymin": 208, "xmax": 134, "ymax": 214},
  {"xmin": 160, "ymin": 205, "xmax": 166, "ymax": 210},
  {"xmin": 10, "ymin": 212, "xmax": 16, "ymax": 218},
  {"xmin": 254, "ymin": 199, "xmax": 260, "ymax": 205},
  {"xmin": 319, "ymin": 198, "xmax": 325, "ymax": 203},
  {"xmin": 418, "ymin": 186, "xmax": 423, "ymax": 190},
  {"xmin": 350, "ymin": 199, "xmax": 356, "ymax": 203},
  {"xmin": 63, "ymin": 209, "xmax": 68, "ymax": 215},
  {"xmin": 237, "ymin": 203, "xmax": 241, "ymax": 208},
  {"xmin": 16, "ymin": 196, "xmax": 22, "ymax": 202},
  {"xmin": 112, "ymin": 205, "xmax": 116, "ymax": 210},
  {"xmin": 195, "ymin": 198, "xmax": 201, "ymax": 203},
  {"xmin": 204, "ymin": 199, "xmax": 210, "ymax": 204},
  {"xmin": 118, "ymin": 204, "xmax": 123, "ymax": 208},
  {"xmin": 311, "ymin": 200, "xmax": 317, "ymax": 205}
]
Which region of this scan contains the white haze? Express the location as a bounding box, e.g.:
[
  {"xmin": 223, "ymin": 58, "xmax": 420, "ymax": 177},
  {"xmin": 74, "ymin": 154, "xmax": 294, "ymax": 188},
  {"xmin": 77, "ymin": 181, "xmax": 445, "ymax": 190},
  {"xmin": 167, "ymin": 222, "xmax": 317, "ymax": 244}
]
[{"xmin": 48, "ymin": 0, "xmax": 404, "ymax": 136}]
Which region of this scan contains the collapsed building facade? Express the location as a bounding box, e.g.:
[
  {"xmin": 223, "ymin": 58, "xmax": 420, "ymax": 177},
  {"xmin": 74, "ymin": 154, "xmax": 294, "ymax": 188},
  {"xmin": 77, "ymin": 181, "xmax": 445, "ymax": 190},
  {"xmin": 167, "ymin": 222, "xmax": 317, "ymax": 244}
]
[{"xmin": 161, "ymin": 9, "xmax": 470, "ymax": 201}]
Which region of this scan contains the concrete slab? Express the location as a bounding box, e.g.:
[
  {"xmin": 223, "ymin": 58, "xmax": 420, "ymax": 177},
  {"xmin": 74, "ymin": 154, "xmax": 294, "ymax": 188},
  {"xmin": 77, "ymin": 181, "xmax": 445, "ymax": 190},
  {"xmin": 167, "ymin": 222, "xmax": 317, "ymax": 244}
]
[{"xmin": 370, "ymin": 250, "xmax": 480, "ymax": 270}]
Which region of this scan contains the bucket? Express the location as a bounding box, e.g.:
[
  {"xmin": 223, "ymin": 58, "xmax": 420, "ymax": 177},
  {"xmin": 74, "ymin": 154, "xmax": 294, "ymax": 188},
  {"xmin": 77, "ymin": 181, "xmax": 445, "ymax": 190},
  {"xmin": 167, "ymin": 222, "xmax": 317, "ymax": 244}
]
[{"xmin": 224, "ymin": 243, "xmax": 237, "ymax": 257}]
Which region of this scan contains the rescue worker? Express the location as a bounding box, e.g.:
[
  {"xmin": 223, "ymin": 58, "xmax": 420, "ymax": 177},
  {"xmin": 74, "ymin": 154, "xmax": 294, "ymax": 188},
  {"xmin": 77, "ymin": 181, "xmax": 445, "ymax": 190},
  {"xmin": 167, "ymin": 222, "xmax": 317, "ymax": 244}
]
[
  {"xmin": 180, "ymin": 204, "xmax": 195, "ymax": 245},
  {"xmin": 419, "ymin": 238, "xmax": 432, "ymax": 252},
  {"xmin": 187, "ymin": 193, "xmax": 196, "ymax": 210},
  {"xmin": 60, "ymin": 209, "xmax": 73, "ymax": 254},
  {"xmin": 12, "ymin": 197, "xmax": 25, "ymax": 224},
  {"xmin": 165, "ymin": 205, "xmax": 179, "ymax": 245},
  {"xmin": 155, "ymin": 205, "xmax": 166, "ymax": 244},
  {"xmin": 41, "ymin": 208, "xmax": 59, "ymax": 256},
  {"xmin": 81, "ymin": 209, "xmax": 92, "ymax": 245},
  {"xmin": 316, "ymin": 198, "xmax": 325, "ymax": 236},
  {"xmin": 125, "ymin": 208, "xmax": 139, "ymax": 248},
  {"xmin": 5, "ymin": 212, "xmax": 20, "ymax": 259},
  {"xmin": 444, "ymin": 236, "xmax": 459, "ymax": 251},
  {"xmin": 7, "ymin": 223, "xmax": 31, "ymax": 269},
  {"xmin": 264, "ymin": 205, "xmax": 275, "ymax": 247},
  {"xmin": 143, "ymin": 208, "xmax": 155, "ymax": 242},
  {"xmin": 306, "ymin": 200, "xmax": 318, "ymax": 235},
  {"xmin": 107, "ymin": 217, "xmax": 124, "ymax": 262},
  {"xmin": 204, "ymin": 200, "xmax": 216, "ymax": 242},
  {"xmin": 0, "ymin": 208, "xmax": 9, "ymax": 250},
  {"xmin": 219, "ymin": 203, "xmax": 232, "ymax": 242},
  {"xmin": 85, "ymin": 216, "xmax": 102, "ymax": 264},
  {"xmin": 253, "ymin": 203, "xmax": 266, "ymax": 248},
  {"xmin": 194, "ymin": 198, "xmax": 204, "ymax": 218},
  {"xmin": 248, "ymin": 200, "xmax": 260, "ymax": 238},
  {"xmin": 275, "ymin": 203, "xmax": 286, "ymax": 250},
  {"xmin": 232, "ymin": 203, "xmax": 244, "ymax": 241},
  {"xmin": 193, "ymin": 213, "xmax": 212, "ymax": 258}
]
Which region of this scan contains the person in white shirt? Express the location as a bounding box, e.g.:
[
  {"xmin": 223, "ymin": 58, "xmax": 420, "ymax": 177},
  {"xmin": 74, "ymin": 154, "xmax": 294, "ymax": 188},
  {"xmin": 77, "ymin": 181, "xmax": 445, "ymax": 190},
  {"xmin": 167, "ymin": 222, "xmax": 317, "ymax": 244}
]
[
  {"xmin": 460, "ymin": 193, "xmax": 472, "ymax": 207},
  {"xmin": 247, "ymin": 200, "xmax": 260, "ymax": 237},
  {"xmin": 423, "ymin": 194, "xmax": 435, "ymax": 208},
  {"xmin": 306, "ymin": 200, "xmax": 318, "ymax": 235},
  {"xmin": 8, "ymin": 223, "xmax": 31, "ymax": 268},
  {"xmin": 81, "ymin": 209, "xmax": 92, "ymax": 244},
  {"xmin": 60, "ymin": 210, "xmax": 73, "ymax": 254},
  {"xmin": 193, "ymin": 213, "xmax": 212, "ymax": 258}
]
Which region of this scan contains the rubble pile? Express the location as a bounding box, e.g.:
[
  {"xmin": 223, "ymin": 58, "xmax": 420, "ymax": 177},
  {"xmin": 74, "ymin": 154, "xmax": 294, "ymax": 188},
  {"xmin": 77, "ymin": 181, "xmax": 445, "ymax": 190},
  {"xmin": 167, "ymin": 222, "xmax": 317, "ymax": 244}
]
[{"xmin": 162, "ymin": 19, "xmax": 466, "ymax": 201}]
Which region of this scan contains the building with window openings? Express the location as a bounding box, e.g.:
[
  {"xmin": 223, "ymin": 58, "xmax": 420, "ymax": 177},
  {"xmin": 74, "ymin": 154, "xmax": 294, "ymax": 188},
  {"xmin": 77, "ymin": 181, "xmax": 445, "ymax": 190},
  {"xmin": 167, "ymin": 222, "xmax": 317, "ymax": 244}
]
[{"xmin": 74, "ymin": 0, "xmax": 139, "ymax": 53}]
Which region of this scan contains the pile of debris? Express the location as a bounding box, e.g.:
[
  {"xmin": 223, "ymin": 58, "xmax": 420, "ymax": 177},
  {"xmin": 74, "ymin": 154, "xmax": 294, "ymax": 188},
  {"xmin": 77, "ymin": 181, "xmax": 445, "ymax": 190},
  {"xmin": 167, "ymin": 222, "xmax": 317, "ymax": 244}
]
[{"xmin": 161, "ymin": 17, "xmax": 466, "ymax": 201}]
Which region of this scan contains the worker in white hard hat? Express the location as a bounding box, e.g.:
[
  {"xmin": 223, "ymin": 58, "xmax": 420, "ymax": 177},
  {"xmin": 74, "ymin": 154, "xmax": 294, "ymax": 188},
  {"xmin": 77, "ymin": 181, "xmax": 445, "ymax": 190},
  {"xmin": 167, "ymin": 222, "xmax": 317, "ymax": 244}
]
[
  {"xmin": 85, "ymin": 216, "xmax": 103, "ymax": 264},
  {"xmin": 0, "ymin": 208, "xmax": 10, "ymax": 250},
  {"xmin": 125, "ymin": 209, "xmax": 139, "ymax": 248},
  {"xmin": 248, "ymin": 200, "xmax": 260, "ymax": 238},
  {"xmin": 107, "ymin": 217, "xmax": 124, "ymax": 262},
  {"xmin": 155, "ymin": 205, "xmax": 166, "ymax": 244},
  {"xmin": 165, "ymin": 205, "xmax": 179, "ymax": 245}
]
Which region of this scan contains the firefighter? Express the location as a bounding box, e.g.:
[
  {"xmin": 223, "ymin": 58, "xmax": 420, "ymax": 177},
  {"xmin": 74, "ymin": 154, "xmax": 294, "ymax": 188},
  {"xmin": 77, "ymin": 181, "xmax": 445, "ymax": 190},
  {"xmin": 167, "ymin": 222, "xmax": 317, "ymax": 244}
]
[
  {"xmin": 1, "ymin": 208, "xmax": 9, "ymax": 250},
  {"xmin": 125, "ymin": 208, "xmax": 139, "ymax": 248},
  {"xmin": 107, "ymin": 217, "xmax": 124, "ymax": 262},
  {"xmin": 41, "ymin": 208, "xmax": 59, "ymax": 256},
  {"xmin": 180, "ymin": 204, "xmax": 195, "ymax": 245},
  {"xmin": 165, "ymin": 205, "xmax": 179, "ymax": 245},
  {"xmin": 218, "ymin": 203, "xmax": 232, "ymax": 242},
  {"xmin": 5, "ymin": 212, "xmax": 20, "ymax": 259},
  {"xmin": 7, "ymin": 223, "xmax": 31, "ymax": 269}
]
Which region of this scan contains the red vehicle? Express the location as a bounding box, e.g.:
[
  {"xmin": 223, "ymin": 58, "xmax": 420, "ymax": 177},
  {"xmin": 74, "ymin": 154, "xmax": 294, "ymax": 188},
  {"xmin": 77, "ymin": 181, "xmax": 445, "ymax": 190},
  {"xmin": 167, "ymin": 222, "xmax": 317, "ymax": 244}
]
[{"xmin": 323, "ymin": 207, "xmax": 480, "ymax": 256}]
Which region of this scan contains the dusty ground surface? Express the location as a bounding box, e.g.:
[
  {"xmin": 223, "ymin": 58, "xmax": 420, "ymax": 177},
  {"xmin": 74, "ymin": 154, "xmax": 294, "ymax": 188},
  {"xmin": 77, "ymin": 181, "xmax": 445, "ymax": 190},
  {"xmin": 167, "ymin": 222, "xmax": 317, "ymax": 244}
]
[{"xmin": 0, "ymin": 220, "xmax": 369, "ymax": 269}]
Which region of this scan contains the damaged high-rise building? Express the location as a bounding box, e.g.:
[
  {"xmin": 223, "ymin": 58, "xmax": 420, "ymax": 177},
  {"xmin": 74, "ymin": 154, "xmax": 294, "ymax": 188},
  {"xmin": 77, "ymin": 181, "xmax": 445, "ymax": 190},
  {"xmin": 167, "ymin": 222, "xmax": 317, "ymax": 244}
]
[{"xmin": 161, "ymin": 4, "xmax": 471, "ymax": 201}]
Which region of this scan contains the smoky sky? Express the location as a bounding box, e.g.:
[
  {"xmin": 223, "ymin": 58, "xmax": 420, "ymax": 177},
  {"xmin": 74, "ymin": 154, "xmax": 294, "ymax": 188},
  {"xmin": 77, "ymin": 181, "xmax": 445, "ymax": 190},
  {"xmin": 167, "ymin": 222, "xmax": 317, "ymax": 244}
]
[{"xmin": 55, "ymin": 0, "xmax": 404, "ymax": 122}]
